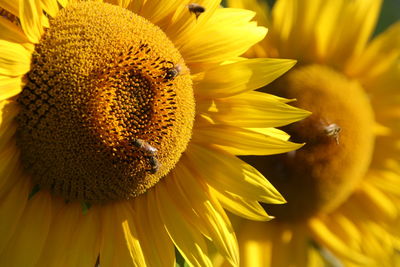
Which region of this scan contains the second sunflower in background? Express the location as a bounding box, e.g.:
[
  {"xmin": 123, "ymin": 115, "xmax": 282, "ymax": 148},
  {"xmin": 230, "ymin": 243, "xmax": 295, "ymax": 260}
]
[{"xmin": 222, "ymin": 0, "xmax": 400, "ymax": 266}]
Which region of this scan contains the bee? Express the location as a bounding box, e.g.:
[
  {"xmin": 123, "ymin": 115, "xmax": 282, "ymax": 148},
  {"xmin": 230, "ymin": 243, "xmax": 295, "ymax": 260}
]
[
  {"xmin": 132, "ymin": 138, "xmax": 158, "ymax": 155},
  {"xmin": 188, "ymin": 3, "xmax": 205, "ymax": 20},
  {"xmin": 164, "ymin": 63, "xmax": 183, "ymax": 81},
  {"xmin": 132, "ymin": 139, "xmax": 161, "ymax": 173},
  {"xmin": 147, "ymin": 156, "xmax": 160, "ymax": 174},
  {"xmin": 324, "ymin": 123, "xmax": 341, "ymax": 144}
]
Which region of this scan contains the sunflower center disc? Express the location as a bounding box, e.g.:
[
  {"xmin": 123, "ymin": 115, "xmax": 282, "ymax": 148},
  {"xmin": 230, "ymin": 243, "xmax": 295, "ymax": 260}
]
[
  {"xmin": 16, "ymin": 2, "xmax": 195, "ymax": 203},
  {"xmin": 245, "ymin": 65, "xmax": 375, "ymax": 221}
]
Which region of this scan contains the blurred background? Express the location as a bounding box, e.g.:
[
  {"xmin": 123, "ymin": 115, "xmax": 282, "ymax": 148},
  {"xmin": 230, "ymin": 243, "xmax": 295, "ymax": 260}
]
[
  {"xmin": 375, "ymin": 0, "xmax": 400, "ymax": 34},
  {"xmin": 263, "ymin": 0, "xmax": 400, "ymax": 35}
]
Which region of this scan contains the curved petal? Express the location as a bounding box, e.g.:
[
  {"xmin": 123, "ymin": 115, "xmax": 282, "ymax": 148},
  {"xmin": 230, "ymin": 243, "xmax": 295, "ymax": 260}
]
[
  {"xmin": 0, "ymin": 40, "xmax": 31, "ymax": 76},
  {"xmin": 139, "ymin": 0, "xmax": 183, "ymax": 24},
  {"xmin": 61, "ymin": 205, "xmax": 101, "ymax": 267},
  {"xmin": 0, "ymin": 190, "xmax": 52, "ymax": 267},
  {"xmin": 40, "ymin": 0, "xmax": 59, "ymax": 17},
  {"xmin": 0, "ymin": 16, "xmax": 29, "ymax": 43},
  {"xmin": 0, "ymin": 178, "xmax": 30, "ymax": 254},
  {"xmin": 155, "ymin": 179, "xmax": 213, "ymax": 267},
  {"xmin": 308, "ymin": 218, "xmax": 372, "ymax": 265},
  {"xmin": 193, "ymin": 59, "xmax": 295, "ymax": 98},
  {"xmin": 357, "ymin": 182, "xmax": 398, "ymax": 221},
  {"xmin": 163, "ymin": 0, "xmax": 220, "ymax": 47},
  {"xmin": 316, "ymin": 0, "xmax": 382, "ymax": 65},
  {"xmin": 173, "ymin": 161, "xmax": 239, "ymax": 266},
  {"xmin": 0, "ymin": 0, "xmax": 19, "ymax": 16},
  {"xmin": 270, "ymin": 0, "xmax": 324, "ymax": 60},
  {"xmin": 104, "ymin": 0, "xmax": 138, "ymax": 9},
  {"xmin": 197, "ymin": 91, "xmax": 310, "ymax": 128},
  {"xmin": 0, "ymin": 100, "xmax": 18, "ymax": 150},
  {"xmin": 132, "ymin": 192, "xmax": 175, "ymax": 267},
  {"xmin": 19, "ymin": 0, "xmax": 43, "ymax": 44},
  {"xmin": 0, "ymin": 75, "xmax": 23, "ymax": 101},
  {"xmin": 163, "ymin": 169, "xmax": 212, "ymax": 238},
  {"xmin": 211, "ymin": 188, "xmax": 273, "ymax": 221},
  {"xmin": 99, "ymin": 202, "xmax": 146, "ymax": 267},
  {"xmin": 57, "ymin": 0, "xmax": 67, "ymax": 8},
  {"xmin": 228, "ymin": 0, "xmax": 271, "ymax": 28},
  {"xmin": 0, "ymin": 144, "xmax": 21, "ymax": 198},
  {"xmin": 227, "ymin": 0, "xmax": 272, "ymax": 58},
  {"xmin": 178, "ymin": 8, "xmax": 266, "ymax": 63},
  {"xmin": 346, "ymin": 21, "xmax": 400, "ymax": 80},
  {"xmin": 237, "ymin": 220, "xmax": 274, "ymax": 267},
  {"xmin": 185, "ymin": 143, "xmax": 285, "ymax": 204},
  {"xmin": 236, "ymin": 221, "xmax": 310, "ymax": 267},
  {"xmin": 192, "ymin": 124, "xmax": 303, "ymax": 156},
  {"xmin": 36, "ymin": 201, "xmax": 100, "ymax": 267}
]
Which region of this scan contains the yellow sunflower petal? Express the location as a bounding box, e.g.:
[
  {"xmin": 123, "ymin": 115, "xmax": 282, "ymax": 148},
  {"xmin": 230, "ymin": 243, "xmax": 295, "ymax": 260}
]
[
  {"xmin": 333, "ymin": 0, "xmax": 381, "ymax": 61},
  {"xmin": 325, "ymin": 212, "xmax": 362, "ymax": 249},
  {"xmin": 192, "ymin": 124, "xmax": 302, "ymax": 155},
  {"xmin": 0, "ymin": 100, "xmax": 18, "ymax": 149},
  {"xmin": 104, "ymin": 0, "xmax": 136, "ymax": 9},
  {"xmin": 308, "ymin": 245, "xmax": 329, "ymax": 267},
  {"xmin": 197, "ymin": 91, "xmax": 309, "ymax": 128},
  {"xmin": 271, "ymin": 0, "xmax": 325, "ymax": 60},
  {"xmin": 100, "ymin": 202, "xmax": 146, "ymax": 267},
  {"xmin": 346, "ymin": 21, "xmax": 400, "ymax": 80},
  {"xmin": 340, "ymin": 201, "xmax": 396, "ymax": 265},
  {"xmin": 358, "ymin": 182, "xmax": 398, "ymax": 221},
  {"xmin": 313, "ymin": 0, "xmax": 343, "ymax": 60},
  {"xmin": 269, "ymin": 0, "xmax": 297, "ymax": 52},
  {"xmin": 308, "ymin": 218, "xmax": 371, "ymax": 265},
  {"xmin": 155, "ymin": 179, "xmax": 213, "ymax": 267},
  {"xmin": 0, "ymin": 178, "xmax": 30, "ymax": 254},
  {"xmin": 164, "ymin": 169, "xmax": 212, "ymax": 238},
  {"xmin": 164, "ymin": 0, "xmax": 220, "ymax": 46},
  {"xmin": 237, "ymin": 220, "xmax": 275, "ymax": 267},
  {"xmin": 0, "ymin": 145, "xmax": 21, "ymax": 198},
  {"xmin": 211, "ymin": 188, "xmax": 273, "ymax": 221},
  {"xmin": 361, "ymin": 225, "xmax": 396, "ymax": 264},
  {"xmin": 132, "ymin": 192, "xmax": 175, "ymax": 267},
  {"xmin": 0, "ymin": 191, "xmax": 52, "ymax": 267},
  {"xmin": 0, "ymin": 75, "xmax": 23, "ymax": 101},
  {"xmin": 193, "ymin": 58, "xmax": 295, "ymax": 98},
  {"xmin": 0, "ymin": 103, "xmax": 20, "ymax": 199},
  {"xmin": 319, "ymin": 0, "xmax": 382, "ymax": 65},
  {"xmin": 247, "ymin": 127, "xmax": 290, "ymax": 141},
  {"xmin": 173, "ymin": 161, "xmax": 239, "ymax": 266},
  {"xmin": 179, "ymin": 8, "xmax": 266, "ymax": 63},
  {"xmin": 186, "ymin": 144, "xmax": 285, "ymax": 204},
  {"xmin": 228, "ymin": 0, "xmax": 271, "ymax": 27},
  {"xmin": 61, "ymin": 205, "xmax": 101, "ymax": 267},
  {"xmin": 368, "ymin": 169, "xmax": 400, "ymax": 197},
  {"xmin": 226, "ymin": 0, "xmax": 271, "ymax": 58},
  {"xmin": 0, "ymin": 0, "xmax": 19, "ymax": 15},
  {"xmin": 139, "ymin": 0, "xmax": 182, "ymax": 24},
  {"xmin": 19, "ymin": 0, "xmax": 43, "ymax": 43},
  {"xmin": 0, "ymin": 40, "xmax": 31, "ymax": 76},
  {"xmin": 57, "ymin": 0, "xmax": 67, "ymax": 8},
  {"xmin": 36, "ymin": 201, "xmax": 100, "ymax": 267},
  {"xmin": 40, "ymin": 0, "xmax": 59, "ymax": 17},
  {"xmin": 0, "ymin": 16, "xmax": 29, "ymax": 43}
]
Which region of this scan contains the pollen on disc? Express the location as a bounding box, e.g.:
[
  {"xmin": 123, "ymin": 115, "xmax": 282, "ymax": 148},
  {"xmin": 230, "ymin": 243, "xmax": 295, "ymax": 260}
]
[{"xmin": 16, "ymin": 2, "xmax": 195, "ymax": 203}]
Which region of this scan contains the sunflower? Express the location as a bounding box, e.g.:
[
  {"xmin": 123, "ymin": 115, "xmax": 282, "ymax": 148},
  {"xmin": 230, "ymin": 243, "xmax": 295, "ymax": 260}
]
[
  {"xmin": 219, "ymin": 0, "xmax": 400, "ymax": 266},
  {"xmin": 0, "ymin": 0, "xmax": 311, "ymax": 266}
]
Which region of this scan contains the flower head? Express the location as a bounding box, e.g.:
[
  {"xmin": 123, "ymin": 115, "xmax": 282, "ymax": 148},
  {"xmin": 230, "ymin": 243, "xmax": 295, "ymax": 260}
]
[
  {"xmin": 0, "ymin": 0, "xmax": 308, "ymax": 266},
  {"xmin": 225, "ymin": 0, "xmax": 400, "ymax": 266}
]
